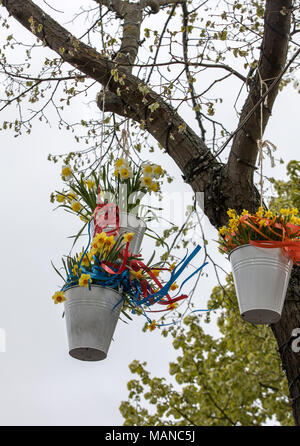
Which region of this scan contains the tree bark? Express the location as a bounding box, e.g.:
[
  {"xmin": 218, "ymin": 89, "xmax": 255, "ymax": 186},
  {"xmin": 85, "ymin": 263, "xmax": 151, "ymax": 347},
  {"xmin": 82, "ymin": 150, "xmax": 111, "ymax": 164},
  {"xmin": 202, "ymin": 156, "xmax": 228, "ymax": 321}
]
[
  {"xmin": 3, "ymin": 0, "xmax": 300, "ymax": 424},
  {"xmin": 271, "ymin": 267, "xmax": 300, "ymax": 425}
]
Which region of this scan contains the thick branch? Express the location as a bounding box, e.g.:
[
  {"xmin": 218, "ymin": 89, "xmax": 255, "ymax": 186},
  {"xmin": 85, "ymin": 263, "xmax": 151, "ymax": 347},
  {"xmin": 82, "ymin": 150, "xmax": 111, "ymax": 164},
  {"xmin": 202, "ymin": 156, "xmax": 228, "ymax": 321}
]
[{"xmin": 3, "ymin": 0, "xmax": 216, "ymax": 216}]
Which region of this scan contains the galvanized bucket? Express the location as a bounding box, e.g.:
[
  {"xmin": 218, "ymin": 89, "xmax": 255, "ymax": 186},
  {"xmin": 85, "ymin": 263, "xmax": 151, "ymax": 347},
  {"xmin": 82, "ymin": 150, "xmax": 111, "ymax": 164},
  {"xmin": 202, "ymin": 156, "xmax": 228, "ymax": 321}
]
[
  {"xmin": 229, "ymin": 244, "xmax": 293, "ymax": 325},
  {"xmin": 64, "ymin": 285, "xmax": 123, "ymax": 361},
  {"xmin": 91, "ymin": 212, "xmax": 146, "ymax": 255}
]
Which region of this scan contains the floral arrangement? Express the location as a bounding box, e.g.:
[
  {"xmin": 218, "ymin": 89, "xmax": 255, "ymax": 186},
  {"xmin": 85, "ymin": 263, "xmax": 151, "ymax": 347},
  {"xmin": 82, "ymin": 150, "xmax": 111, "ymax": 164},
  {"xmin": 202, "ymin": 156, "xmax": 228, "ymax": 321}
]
[
  {"xmin": 218, "ymin": 207, "xmax": 300, "ymax": 257},
  {"xmin": 51, "ymin": 228, "xmax": 204, "ymax": 323},
  {"xmin": 51, "ymin": 157, "xmax": 165, "ymax": 224}
]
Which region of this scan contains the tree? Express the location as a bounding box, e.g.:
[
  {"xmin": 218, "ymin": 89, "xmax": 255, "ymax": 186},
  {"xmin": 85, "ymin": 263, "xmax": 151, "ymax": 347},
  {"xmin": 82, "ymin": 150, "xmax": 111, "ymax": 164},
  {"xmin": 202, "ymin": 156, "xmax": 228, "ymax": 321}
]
[
  {"xmin": 1, "ymin": 0, "xmax": 300, "ymax": 423},
  {"xmin": 120, "ymin": 162, "xmax": 299, "ymax": 426}
]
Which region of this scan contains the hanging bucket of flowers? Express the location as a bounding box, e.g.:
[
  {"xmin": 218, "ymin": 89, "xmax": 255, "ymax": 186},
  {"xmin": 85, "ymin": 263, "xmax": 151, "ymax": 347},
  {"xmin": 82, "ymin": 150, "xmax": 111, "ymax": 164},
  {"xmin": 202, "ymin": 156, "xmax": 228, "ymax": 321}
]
[
  {"xmin": 53, "ymin": 157, "xmax": 165, "ymax": 255},
  {"xmin": 219, "ymin": 207, "xmax": 300, "ymax": 324},
  {"xmin": 63, "ymin": 284, "xmax": 122, "ymax": 361},
  {"xmin": 228, "ymin": 244, "xmax": 292, "ymax": 324},
  {"xmin": 52, "ymin": 226, "xmax": 208, "ymax": 360}
]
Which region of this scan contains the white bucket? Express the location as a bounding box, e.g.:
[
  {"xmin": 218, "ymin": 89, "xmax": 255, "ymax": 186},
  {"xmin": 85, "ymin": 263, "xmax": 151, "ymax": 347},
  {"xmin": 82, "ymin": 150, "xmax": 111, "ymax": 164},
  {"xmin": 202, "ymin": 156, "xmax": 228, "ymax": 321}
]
[
  {"xmin": 64, "ymin": 285, "xmax": 123, "ymax": 361},
  {"xmin": 91, "ymin": 212, "xmax": 146, "ymax": 255},
  {"xmin": 229, "ymin": 244, "xmax": 293, "ymax": 324}
]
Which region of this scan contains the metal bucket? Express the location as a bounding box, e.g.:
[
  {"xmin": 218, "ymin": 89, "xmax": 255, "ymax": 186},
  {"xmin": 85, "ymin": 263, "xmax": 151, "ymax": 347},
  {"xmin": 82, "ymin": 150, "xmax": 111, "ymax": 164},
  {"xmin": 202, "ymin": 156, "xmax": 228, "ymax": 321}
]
[
  {"xmin": 91, "ymin": 212, "xmax": 146, "ymax": 254},
  {"xmin": 64, "ymin": 285, "xmax": 123, "ymax": 361},
  {"xmin": 229, "ymin": 244, "xmax": 292, "ymax": 324}
]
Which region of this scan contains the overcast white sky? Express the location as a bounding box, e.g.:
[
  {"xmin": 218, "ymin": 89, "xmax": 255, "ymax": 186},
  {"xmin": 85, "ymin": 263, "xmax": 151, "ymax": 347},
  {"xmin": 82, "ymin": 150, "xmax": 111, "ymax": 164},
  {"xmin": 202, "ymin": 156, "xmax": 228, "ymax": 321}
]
[{"xmin": 0, "ymin": 1, "xmax": 299, "ymax": 426}]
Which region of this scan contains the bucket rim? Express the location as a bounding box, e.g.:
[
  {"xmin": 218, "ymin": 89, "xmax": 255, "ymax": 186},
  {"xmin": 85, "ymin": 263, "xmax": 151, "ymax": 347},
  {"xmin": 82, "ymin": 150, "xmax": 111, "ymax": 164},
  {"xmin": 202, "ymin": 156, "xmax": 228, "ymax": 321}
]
[
  {"xmin": 227, "ymin": 243, "xmax": 286, "ymax": 261},
  {"xmin": 63, "ymin": 284, "xmax": 123, "ymax": 296}
]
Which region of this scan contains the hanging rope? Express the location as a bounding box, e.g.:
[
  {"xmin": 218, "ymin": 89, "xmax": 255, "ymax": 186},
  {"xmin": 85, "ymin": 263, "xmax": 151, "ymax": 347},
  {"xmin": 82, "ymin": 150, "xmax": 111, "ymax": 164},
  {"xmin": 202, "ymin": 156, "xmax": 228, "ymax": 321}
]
[
  {"xmin": 119, "ymin": 118, "xmax": 130, "ymax": 159},
  {"xmin": 256, "ymin": 70, "xmax": 277, "ymax": 207},
  {"xmin": 97, "ymin": 74, "xmax": 114, "ymax": 204}
]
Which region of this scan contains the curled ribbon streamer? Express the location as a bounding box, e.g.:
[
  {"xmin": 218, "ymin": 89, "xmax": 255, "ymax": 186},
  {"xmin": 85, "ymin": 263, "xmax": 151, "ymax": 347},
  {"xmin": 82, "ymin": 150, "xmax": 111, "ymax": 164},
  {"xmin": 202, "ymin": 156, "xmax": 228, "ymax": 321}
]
[
  {"xmin": 93, "ymin": 202, "xmax": 120, "ymax": 236},
  {"xmin": 130, "ymin": 245, "xmax": 205, "ymax": 307},
  {"xmin": 129, "ymin": 249, "xmax": 193, "ymax": 305},
  {"xmin": 172, "ymin": 260, "xmax": 209, "ymax": 299}
]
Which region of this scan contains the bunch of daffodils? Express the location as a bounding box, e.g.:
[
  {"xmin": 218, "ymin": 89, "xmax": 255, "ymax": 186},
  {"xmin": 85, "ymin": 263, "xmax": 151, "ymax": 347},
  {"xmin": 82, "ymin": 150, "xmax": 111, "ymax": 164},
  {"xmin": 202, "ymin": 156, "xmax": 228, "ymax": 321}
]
[
  {"xmin": 51, "ymin": 231, "xmax": 137, "ymax": 303},
  {"xmin": 114, "ymin": 158, "xmax": 133, "ymax": 180},
  {"xmin": 218, "ymin": 207, "xmax": 300, "ymax": 254},
  {"xmin": 140, "ymin": 162, "xmax": 163, "ymax": 192},
  {"xmin": 51, "ymin": 157, "xmax": 165, "ymax": 224}
]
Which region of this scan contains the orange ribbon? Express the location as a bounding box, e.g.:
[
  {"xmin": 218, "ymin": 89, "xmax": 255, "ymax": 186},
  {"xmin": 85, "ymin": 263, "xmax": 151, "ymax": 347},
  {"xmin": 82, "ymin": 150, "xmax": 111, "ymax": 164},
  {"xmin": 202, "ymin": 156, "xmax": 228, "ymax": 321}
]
[{"xmin": 249, "ymin": 239, "xmax": 300, "ymax": 265}]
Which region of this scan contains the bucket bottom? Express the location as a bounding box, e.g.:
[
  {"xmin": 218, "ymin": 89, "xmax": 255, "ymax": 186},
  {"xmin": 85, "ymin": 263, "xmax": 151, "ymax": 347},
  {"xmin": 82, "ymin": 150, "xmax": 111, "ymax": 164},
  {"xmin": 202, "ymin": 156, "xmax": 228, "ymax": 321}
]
[
  {"xmin": 69, "ymin": 347, "xmax": 107, "ymax": 361},
  {"xmin": 241, "ymin": 309, "xmax": 281, "ymax": 325}
]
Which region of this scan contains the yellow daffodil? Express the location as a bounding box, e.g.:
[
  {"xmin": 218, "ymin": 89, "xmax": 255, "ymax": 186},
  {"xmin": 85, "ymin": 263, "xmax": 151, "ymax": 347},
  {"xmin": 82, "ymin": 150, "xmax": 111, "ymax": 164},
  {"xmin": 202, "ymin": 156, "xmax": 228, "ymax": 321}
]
[
  {"xmin": 290, "ymin": 215, "xmax": 300, "ymax": 224},
  {"xmin": 92, "ymin": 232, "xmax": 107, "ymax": 250},
  {"xmin": 280, "ymin": 208, "xmax": 290, "ymax": 216},
  {"xmin": 264, "ymin": 210, "xmax": 273, "ymax": 219},
  {"xmin": 153, "ymin": 164, "xmax": 163, "ymax": 177},
  {"xmin": 229, "ymin": 218, "xmax": 239, "ymax": 229},
  {"xmin": 56, "ymin": 194, "xmax": 65, "ymax": 203},
  {"xmin": 218, "ymin": 226, "xmax": 228, "ymax": 235},
  {"xmin": 241, "ymin": 209, "xmax": 249, "ymax": 216},
  {"xmin": 86, "ymin": 178, "xmax": 95, "ymax": 190},
  {"xmin": 147, "ymin": 320, "xmax": 157, "ymax": 331},
  {"xmin": 150, "ymin": 182, "xmax": 159, "ymax": 192},
  {"xmin": 258, "ymin": 218, "xmax": 268, "ymax": 227},
  {"xmin": 123, "ymin": 232, "xmax": 134, "ymax": 243},
  {"xmin": 141, "ymin": 176, "xmax": 153, "ymax": 188},
  {"xmin": 256, "ymin": 206, "xmax": 264, "ymax": 217},
  {"xmin": 71, "ymin": 201, "xmax": 82, "ymax": 213},
  {"xmin": 90, "ymin": 247, "xmax": 97, "ymax": 257},
  {"xmin": 167, "ymin": 302, "xmax": 178, "ymax": 310},
  {"xmin": 94, "ymin": 232, "xmax": 107, "ymax": 244},
  {"xmin": 67, "ymin": 192, "xmax": 77, "ymax": 201},
  {"xmin": 120, "ymin": 167, "xmax": 132, "ymax": 179},
  {"xmin": 104, "ymin": 235, "xmax": 115, "ymax": 248},
  {"xmin": 61, "ymin": 165, "xmax": 72, "ymax": 179},
  {"xmin": 114, "ymin": 168, "xmax": 120, "ymax": 177},
  {"xmin": 150, "ymin": 269, "xmax": 160, "ymax": 277},
  {"xmin": 131, "ymin": 269, "xmax": 143, "ymax": 280},
  {"xmin": 115, "ymin": 158, "xmax": 127, "ymax": 168},
  {"xmin": 77, "ymin": 251, "xmax": 92, "ymax": 267},
  {"xmin": 52, "ymin": 291, "xmax": 66, "ymax": 304},
  {"xmin": 227, "ymin": 208, "xmax": 237, "ymax": 218},
  {"xmin": 143, "ymin": 164, "xmax": 153, "ymax": 176},
  {"xmin": 78, "ymin": 274, "xmax": 91, "ymax": 288},
  {"xmin": 291, "ymin": 208, "xmax": 299, "ymax": 216},
  {"xmin": 170, "ymin": 282, "xmax": 179, "ymax": 291},
  {"xmin": 72, "ymin": 264, "xmax": 81, "ymax": 276},
  {"xmin": 169, "ymin": 262, "xmax": 176, "ymax": 271}
]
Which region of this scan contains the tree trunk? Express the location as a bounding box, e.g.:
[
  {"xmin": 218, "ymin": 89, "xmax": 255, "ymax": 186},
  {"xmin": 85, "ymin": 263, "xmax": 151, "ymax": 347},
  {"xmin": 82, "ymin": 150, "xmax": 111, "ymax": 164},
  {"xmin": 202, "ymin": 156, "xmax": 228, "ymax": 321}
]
[{"xmin": 271, "ymin": 266, "xmax": 300, "ymax": 425}]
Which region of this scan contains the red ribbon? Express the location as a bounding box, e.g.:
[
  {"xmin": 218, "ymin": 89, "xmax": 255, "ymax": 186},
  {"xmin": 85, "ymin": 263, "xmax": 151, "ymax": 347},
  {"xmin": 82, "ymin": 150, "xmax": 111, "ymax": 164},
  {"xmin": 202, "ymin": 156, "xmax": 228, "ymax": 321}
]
[
  {"xmin": 131, "ymin": 259, "xmax": 189, "ymax": 306},
  {"xmin": 100, "ymin": 242, "xmax": 130, "ymax": 275}
]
